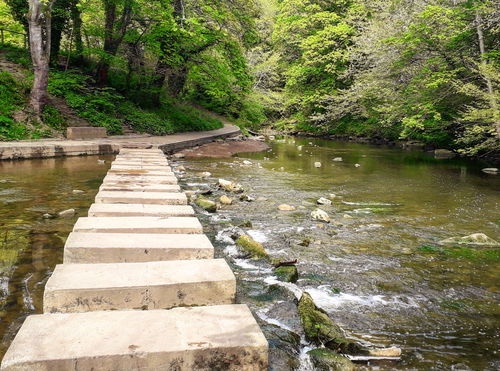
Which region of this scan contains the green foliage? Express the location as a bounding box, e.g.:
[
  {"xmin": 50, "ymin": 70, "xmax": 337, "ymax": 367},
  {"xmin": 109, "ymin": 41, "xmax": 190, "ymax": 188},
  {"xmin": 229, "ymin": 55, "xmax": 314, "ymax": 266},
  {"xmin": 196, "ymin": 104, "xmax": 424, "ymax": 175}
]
[
  {"xmin": 418, "ymin": 244, "xmax": 500, "ymax": 262},
  {"xmin": 42, "ymin": 105, "xmax": 67, "ymax": 130},
  {"xmin": 0, "ymin": 70, "xmax": 25, "ymax": 139}
]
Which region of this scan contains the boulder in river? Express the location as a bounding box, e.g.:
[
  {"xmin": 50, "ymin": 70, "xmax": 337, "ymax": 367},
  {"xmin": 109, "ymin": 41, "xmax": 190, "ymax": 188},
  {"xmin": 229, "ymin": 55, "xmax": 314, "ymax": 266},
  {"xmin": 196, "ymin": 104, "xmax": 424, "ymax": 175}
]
[
  {"xmin": 482, "ymin": 168, "xmax": 498, "ymax": 174},
  {"xmin": 176, "ymin": 165, "xmax": 186, "ymax": 171},
  {"xmin": 298, "ymin": 293, "xmax": 347, "ymax": 347},
  {"xmin": 195, "ymin": 196, "xmax": 217, "ymax": 213},
  {"xmin": 317, "ymin": 197, "xmax": 332, "ymax": 205},
  {"xmin": 274, "ymin": 266, "xmax": 299, "ymax": 283},
  {"xmin": 333, "ymin": 157, "xmax": 343, "ymax": 162},
  {"xmin": 278, "ymin": 204, "xmax": 296, "ymax": 211},
  {"xmin": 434, "ymin": 149, "xmax": 455, "ymax": 159},
  {"xmin": 58, "ymin": 209, "xmax": 76, "ymax": 217},
  {"xmin": 242, "ymin": 160, "xmax": 253, "ymax": 166},
  {"xmin": 219, "ymin": 195, "xmax": 233, "ymax": 205},
  {"xmin": 307, "ymin": 348, "xmax": 355, "ymax": 371},
  {"xmin": 311, "ymin": 209, "xmax": 330, "ymax": 223},
  {"xmin": 218, "ymin": 179, "xmax": 244, "ymax": 193},
  {"xmin": 236, "ymin": 235, "xmax": 269, "ymax": 259},
  {"xmin": 314, "ymin": 162, "xmax": 322, "ymax": 168},
  {"xmin": 199, "ymin": 171, "xmax": 211, "ymax": 178},
  {"xmin": 439, "ymin": 233, "xmax": 499, "ymax": 247},
  {"xmin": 239, "ymin": 194, "xmax": 255, "ymax": 202}
]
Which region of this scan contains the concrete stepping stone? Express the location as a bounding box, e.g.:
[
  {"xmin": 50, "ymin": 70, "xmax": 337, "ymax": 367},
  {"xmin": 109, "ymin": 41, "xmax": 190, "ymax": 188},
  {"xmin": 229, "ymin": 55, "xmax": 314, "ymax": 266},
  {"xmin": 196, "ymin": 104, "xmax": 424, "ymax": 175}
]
[
  {"xmin": 103, "ymin": 174, "xmax": 178, "ymax": 185},
  {"xmin": 73, "ymin": 216, "xmax": 202, "ymax": 234},
  {"xmin": 112, "ymin": 160, "xmax": 169, "ymax": 166},
  {"xmin": 107, "ymin": 169, "xmax": 173, "ymax": 176},
  {"xmin": 44, "ymin": 259, "xmax": 235, "ymax": 312},
  {"xmin": 99, "ymin": 183, "xmax": 181, "ymax": 192},
  {"xmin": 88, "ymin": 203, "xmax": 194, "ymax": 217},
  {"xmin": 63, "ymin": 232, "xmax": 213, "ymax": 263},
  {"xmin": 111, "ymin": 165, "xmax": 173, "ymax": 171},
  {"xmin": 1, "ymin": 305, "xmax": 268, "ymax": 370},
  {"xmin": 95, "ymin": 191, "xmax": 187, "ymax": 205}
]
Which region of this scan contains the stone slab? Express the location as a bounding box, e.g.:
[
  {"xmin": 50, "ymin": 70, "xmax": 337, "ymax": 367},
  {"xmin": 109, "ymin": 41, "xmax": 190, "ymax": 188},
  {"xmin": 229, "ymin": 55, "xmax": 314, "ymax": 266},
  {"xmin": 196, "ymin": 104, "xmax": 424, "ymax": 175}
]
[
  {"xmin": 103, "ymin": 174, "xmax": 178, "ymax": 185},
  {"xmin": 88, "ymin": 203, "xmax": 193, "ymax": 217},
  {"xmin": 112, "ymin": 160, "xmax": 169, "ymax": 165},
  {"xmin": 1, "ymin": 305, "xmax": 268, "ymax": 370},
  {"xmin": 66, "ymin": 127, "xmax": 107, "ymax": 140},
  {"xmin": 107, "ymin": 169, "xmax": 174, "ymax": 176},
  {"xmin": 111, "ymin": 165, "xmax": 173, "ymax": 171},
  {"xmin": 73, "ymin": 216, "xmax": 202, "ymax": 234},
  {"xmin": 44, "ymin": 259, "xmax": 235, "ymax": 313},
  {"xmin": 99, "ymin": 184, "xmax": 181, "ymax": 192},
  {"xmin": 95, "ymin": 191, "xmax": 187, "ymax": 205},
  {"xmin": 63, "ymin": 232, "xmax": 213, "ymax": 263}
]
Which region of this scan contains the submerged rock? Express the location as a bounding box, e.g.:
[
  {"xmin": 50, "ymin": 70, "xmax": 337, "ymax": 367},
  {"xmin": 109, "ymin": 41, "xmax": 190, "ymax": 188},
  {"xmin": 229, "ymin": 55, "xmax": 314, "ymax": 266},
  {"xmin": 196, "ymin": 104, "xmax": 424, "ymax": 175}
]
[
  {"xmin": 199, "ymin": 171, "xmax": 212, "ymax": 178},
  {"xmin": 72, "ymin": 190, "xmax": 84, "ymax": 194},
  {"xmin": 42, "ymin": 213, "xmax": 55, "ymax": 219},
  {"xmin": 311, "ymin": 209, "xmax": 330, "ymax": 223},
  {"xmin": 195, "ymin": 196, "xmax": 217, "ymax": 213},
  {"xmin": 239, "ymin": 194, "xmax": 255, "ymax": 202},
  {"xmin": 236, "ymin": 235, "xmax": 269, "ymax": 259},
  {"xmin": 439, "ymin": 233, "xmax": 499, "ymax": 247},
  {"xmin": 278, "ymin": 204, "xmax": 296, "ymax": 211},
  {"xmin": 298, "ymin": 293, "xmax": 346, "ymax": 346},
  {"xmin": 58, "ymin": 209, "xmax": 76, "ymax": 217},
  {"xmin": 482, "ymin": 168, "xmax": 498, "ymax": 174},
  {"xmin": 307, "ymin": 348, "xmax": 355, "ymax": 371},
  {"xmin": 219, "ymin": 195, "xmax": 233, "ymax": 205},
  {"xmin": 354, "ymin": 163, "xmax": 361, "ymax": 168},
  {"xmin": 274, "ymin": 266, "xmax": 299, "ymax": 283},
  {"xmin": 218, "ymin": 179, "xmax": 244, "ymax": 193},
  {"xmin": 242, "ymin": 160, "xmax": 253, "ymax": 166},
  {"xmin": 317, "ymin": 197, "xmax": 332, "ymax": 205},
  {"xmin": 333, "ymin": 157, "xmax": 343, "ymax": 162},
  {"xmin": 314, "ymin": 162, "xmax": 322, "ymax": 168}
]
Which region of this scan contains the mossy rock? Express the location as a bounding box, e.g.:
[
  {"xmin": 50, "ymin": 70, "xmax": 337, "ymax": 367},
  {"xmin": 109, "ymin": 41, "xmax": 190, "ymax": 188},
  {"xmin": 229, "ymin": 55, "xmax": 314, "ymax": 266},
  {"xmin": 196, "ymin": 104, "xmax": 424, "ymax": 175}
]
[
  {"xmin": 236, "ymin": 235, "xmax": 269, "ymax": 259},
  {"xmin": 298, "ymin": 293, "xmax": 346, "ymax": 347},
  {"xmin": 195, "ymin": 196, "xmax": 217, "ymax": 213},
  {"xmin": 307, "ymin": 348, "xmax": 355, "ymax": 371},
  {"xmin": 274, "ymin": 266, "xmax": 299, "ymax": 283}
]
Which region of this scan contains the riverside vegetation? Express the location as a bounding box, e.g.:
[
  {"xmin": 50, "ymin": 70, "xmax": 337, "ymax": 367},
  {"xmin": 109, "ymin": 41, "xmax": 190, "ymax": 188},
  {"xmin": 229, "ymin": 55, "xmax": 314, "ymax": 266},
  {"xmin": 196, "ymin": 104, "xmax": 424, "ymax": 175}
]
[{"xmin": 0, "ymin": 0, "xmax": 499, "ymax": 160}]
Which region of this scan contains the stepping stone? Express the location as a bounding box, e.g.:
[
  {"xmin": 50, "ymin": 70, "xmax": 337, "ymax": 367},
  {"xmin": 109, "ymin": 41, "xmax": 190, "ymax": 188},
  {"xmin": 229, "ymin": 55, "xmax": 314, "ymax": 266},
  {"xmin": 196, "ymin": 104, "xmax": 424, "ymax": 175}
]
[
  {"xmin": 99, "ymin": 184, "xmax": 181, "ymax": 192},
  {"xmin": 107, "ymin": 169, "xmax": 173, "ymax": 176},
  {"xmin": 1, "ymin": 305, "xmax": 268, "ymax": 370},
  {"xmin": 111, "ymin": 165, "xmax": 173, "ymax": 171},
  {"xmin": 88, "ymin": 203, "xmax": 194, "ymax": 217},
  {"xmin": 44, "ymin": 259, "xmax": 235, "ymax": 313},
  {"xmin": 95, "ymin": 191, "xmax": 187, "ymax": 205},
  {"xmin": 112, "ymin": 160, "xmax": 169, "ymax": 165},
  {"xmin": 73, "ymin": 216, "xmax": 202, "ymax": 234},
  {"xmin": 103, "ymin": 175, "xmax": 178, "ymax": 185},
  {"xmin": 63, "ymin": 232, "xmax": 213, "ymax": 263}
]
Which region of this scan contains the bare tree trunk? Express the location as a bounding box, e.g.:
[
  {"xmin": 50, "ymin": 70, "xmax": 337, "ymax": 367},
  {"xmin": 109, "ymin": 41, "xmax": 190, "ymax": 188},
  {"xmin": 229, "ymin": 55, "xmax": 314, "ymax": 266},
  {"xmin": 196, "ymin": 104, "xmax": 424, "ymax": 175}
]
[
  {"xmin": 475, "ymin": 10, "xmax": 499, "ymax": 137},
  {"xmin": 28, "ymin": 0, "xmax": 54, "ymax": 116}
]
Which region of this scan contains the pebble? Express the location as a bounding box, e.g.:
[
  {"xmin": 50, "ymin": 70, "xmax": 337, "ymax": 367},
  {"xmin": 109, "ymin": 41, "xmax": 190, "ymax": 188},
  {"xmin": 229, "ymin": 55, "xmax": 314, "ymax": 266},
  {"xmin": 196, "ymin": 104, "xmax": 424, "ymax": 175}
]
[
  {"xmin": 317, "ymin": 197, "xmax": 332, "ymax": 205},
  {"xmin": 278, "ymin": 204, "xmax": 296, "ymax": 211},
  {"xmin": 220, "ymin": 195, "xmax": 233, "ymax": 205},
  {"xmin": 355, "ymin": 163, "xmax": 361, "ymax": 167},
  {"xmin": 58, "ymin": 209, "xmax": 76, "ymax": 217},
  {"xmin": 72, "ymin": 190, "xmax": 84, "ymax": 194}
]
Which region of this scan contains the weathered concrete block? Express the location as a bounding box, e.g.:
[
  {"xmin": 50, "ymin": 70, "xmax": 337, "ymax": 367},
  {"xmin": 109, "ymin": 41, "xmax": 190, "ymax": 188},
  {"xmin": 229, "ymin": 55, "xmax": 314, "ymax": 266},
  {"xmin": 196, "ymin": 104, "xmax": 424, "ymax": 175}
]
[
  {"xmin": 107, "ymin": 169, "xmax": 174, "ymax": 176},
  {"xmin": 119, "ymin": 148, "xmax": 163, "ymax": 154},
  {"xmin": 99, "ymin": 184, "xmax": 181, "ymax": 192},
  {"xmin": 112, "ymin": 160, "xmax": 170, "ymax": 166},
  {"xmin": 103, "ymin": 174, "xmax": 178, "ymax": 185},
  {"xmin": 44, "ymin": 259, "xmax": 235, "ymax": 313},
  {"xmin": 73, "ymin": 216, "xmax": 202, "ymax": 234},
  {"xmin": 95, "ymin": 191, "xmax": 187, "ymax": 205},
  {"xmin": 66, "ymin": 127, "xmax": 107, "ymax": 140},
  {"xmin": 111, "ymin": 165, "xmax": 173, "ymax": 171},
  {"xmin": 63, "ymin": 232, "xmax": 213, "ymax": 263},
  {"xmin": 88, "ymin": 203, "xmax": 194, "ymax": 217},
  {"xmin": 1, "ymin": 305, "xmax": 268, "ymax": 370}
]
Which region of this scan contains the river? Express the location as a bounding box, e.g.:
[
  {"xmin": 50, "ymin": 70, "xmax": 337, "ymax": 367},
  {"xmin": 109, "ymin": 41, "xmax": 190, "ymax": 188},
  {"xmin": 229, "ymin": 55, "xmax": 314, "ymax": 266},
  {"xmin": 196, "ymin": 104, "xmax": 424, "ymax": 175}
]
[{"xmin": 0, "ymin": 138, "xmax": 498, "ymax": 370}]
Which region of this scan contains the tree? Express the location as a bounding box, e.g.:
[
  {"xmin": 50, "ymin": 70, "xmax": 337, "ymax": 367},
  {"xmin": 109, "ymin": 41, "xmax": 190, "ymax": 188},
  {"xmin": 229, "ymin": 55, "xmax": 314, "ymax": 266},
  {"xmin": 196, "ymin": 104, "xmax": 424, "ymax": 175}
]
[{"xmin": 28, "ymin": 0, "xmax": 54, "ymax": 115}]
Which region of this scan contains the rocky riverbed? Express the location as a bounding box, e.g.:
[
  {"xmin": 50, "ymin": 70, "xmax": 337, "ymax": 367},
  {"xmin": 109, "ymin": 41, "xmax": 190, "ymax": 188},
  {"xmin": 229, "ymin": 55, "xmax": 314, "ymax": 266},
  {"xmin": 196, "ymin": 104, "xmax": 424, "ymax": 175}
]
[{"xmin": 174, "ymin": 136, "xmax": 500, "ymax": 370}]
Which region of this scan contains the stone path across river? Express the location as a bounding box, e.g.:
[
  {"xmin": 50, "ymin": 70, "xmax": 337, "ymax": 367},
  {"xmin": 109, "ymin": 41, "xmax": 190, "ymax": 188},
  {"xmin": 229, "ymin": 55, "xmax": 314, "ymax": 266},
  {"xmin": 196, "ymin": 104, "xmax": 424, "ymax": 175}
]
[{"xmin": 0, "ymin": 147, "xmax": 268, "ymax": 370}]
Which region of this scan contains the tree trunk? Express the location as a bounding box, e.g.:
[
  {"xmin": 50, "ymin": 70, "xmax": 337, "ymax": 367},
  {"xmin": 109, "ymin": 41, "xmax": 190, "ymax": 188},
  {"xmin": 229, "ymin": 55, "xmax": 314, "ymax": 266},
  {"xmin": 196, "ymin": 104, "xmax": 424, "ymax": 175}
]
[
  {"xmin": 475, "ymin": 10, "xmax": 500, "ymax": 137},
  {"xmin": 28, "ymin": 0, "xmax": 53, "ymax": 115},
  {"xmin": 166, "ymin": 66, "xmax": 188, "ymax": 97},
  {"xmin": 71, "ymin": 3, "xmax": 84, "ymax": 64}
]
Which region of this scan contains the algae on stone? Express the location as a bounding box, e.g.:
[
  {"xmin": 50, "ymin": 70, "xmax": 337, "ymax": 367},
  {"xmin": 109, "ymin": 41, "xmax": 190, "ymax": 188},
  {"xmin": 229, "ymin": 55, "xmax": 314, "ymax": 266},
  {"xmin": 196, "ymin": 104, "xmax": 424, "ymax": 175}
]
[
  {"xmin": 195, "ymin": 197, "xmax": 217, "ymax": 213},
  {"xmin": 274, "ymin": 266, "xmax": 299, "ymax": 283},
  {"xmin": 236, "ymin": 235, "xmax": 269, "ymax": 259},
  {"xmin": 307, "ymin": 348, "xmax": 355, "ymax": 371}
]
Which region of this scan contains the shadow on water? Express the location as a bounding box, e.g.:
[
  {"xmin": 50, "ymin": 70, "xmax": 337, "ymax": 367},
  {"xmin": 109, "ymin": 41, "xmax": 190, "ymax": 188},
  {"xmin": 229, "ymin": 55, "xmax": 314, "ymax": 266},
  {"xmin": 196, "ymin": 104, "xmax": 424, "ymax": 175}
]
[{"xmin": 0, "ymin": 155, "xmax": 113, "ymax": 359}]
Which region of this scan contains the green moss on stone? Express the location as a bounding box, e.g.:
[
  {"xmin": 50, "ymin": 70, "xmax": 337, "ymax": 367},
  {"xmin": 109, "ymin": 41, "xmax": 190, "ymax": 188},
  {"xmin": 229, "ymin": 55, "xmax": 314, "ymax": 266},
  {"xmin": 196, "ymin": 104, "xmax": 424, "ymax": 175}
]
[
  {"xmin": 307, "ymin": 348, "xmax": 355, "ymax": 371},
  {"xmin": 236, "ymin": 235, "xmax": 269, "ymax": 259},
  {"xmin": 298, "ymin": 293, "xmax": 346, "ymax": 346},
  {"xmin": 274, "ymin": 266, "xmax": 299, "ymax": 283},
  {"xmin": 195, "ymin": 196, "xmax": 217, "ymax": 213}
]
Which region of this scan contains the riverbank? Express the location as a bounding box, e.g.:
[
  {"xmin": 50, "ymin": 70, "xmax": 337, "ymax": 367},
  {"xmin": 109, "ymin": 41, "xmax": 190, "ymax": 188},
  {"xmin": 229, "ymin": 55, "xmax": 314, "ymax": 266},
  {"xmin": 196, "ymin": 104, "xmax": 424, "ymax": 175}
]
[{"xmin": 0, "ymin": 124, "xmax": 241, "ymax": 161}]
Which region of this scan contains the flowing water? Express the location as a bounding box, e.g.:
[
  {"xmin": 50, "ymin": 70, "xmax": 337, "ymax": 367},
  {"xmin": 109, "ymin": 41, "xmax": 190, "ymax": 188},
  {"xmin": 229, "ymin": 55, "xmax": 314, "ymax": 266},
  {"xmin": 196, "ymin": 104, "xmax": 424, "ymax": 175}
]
[
  {"xmin": 177, "ymin": 137, "xmax": 500, "ymax": 370},
  {"xmin": 0, "ymin": 139, "xmax": 498, "ymax": 370}
]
